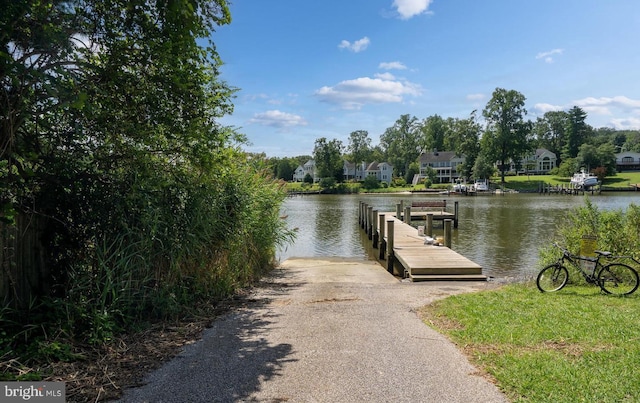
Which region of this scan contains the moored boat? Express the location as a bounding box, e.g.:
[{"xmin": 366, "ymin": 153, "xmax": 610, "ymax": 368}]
[
  {"xmin": 473, "ymin": 179, "xmax": 489, "ymax": 192},
  {"xmin": 570, "ymin": 169, "xmax": 598, "ymax": 189}
]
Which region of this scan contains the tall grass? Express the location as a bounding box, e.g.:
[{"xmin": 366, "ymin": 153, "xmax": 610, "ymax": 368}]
[{"xmin": 0, "ymin": 153, "xmax": 296, "ymax": 370}]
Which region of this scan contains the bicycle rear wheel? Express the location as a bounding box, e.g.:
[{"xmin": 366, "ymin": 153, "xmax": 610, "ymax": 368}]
[
  {"xmin": 598, "ymin": 263, "xmax": 639, "ymax": 295},
  {"xmin": 536, "ymin": 264, "xmax": 569, "ymax": 292}
]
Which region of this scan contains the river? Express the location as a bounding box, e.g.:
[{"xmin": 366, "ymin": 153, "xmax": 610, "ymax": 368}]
[{"xmin": 278, "ymin": 192, "xmax": 640, "ymax": 279}]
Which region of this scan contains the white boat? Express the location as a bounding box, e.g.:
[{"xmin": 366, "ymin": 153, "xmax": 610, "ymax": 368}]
[
  {"xmin": 570, "ymin": 169, "xmax": 598, "ymax": 189},
  {"xmin": 473, "ymin": 179, "xmax": 489, "ymax": 192},
  {"xmin": 453, "ymin": 182, "xmax": 467, "ymax": 192}
]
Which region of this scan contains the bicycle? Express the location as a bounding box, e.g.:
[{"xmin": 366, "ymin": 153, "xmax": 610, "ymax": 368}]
[{"xmin": 536, "ymin": 243, "xmax": 640, "ymax": 295}]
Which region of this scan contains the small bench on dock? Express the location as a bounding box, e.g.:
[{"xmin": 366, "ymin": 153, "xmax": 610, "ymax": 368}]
[
  {"xmin": 411, "ymin": 200, "xmax": 447, "ymax": 213},
  {"xmin": 400, "ymin": 199, "xmax": 458, "ymax": 228}
]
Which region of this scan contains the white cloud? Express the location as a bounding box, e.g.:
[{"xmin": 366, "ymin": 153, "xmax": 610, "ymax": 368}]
[
  {"xmin": 574, "ymin": 96, "xmax": 640, "ymax": 110},
  {"xmin": 315, "ymin": 76, "xmax": 422, "ymax": 110},
  {"xmin": 534, "ymin": 96, "xmax": 640, "ymax": 129},
  {"xmin": 249, "ymin": 110, "xmax": 307, "ymax": 128},
  {"xmin": 392, "ymin": 0, "xmax": 434, "ymax": 19},
  {"xmin": 533, "ymin": 103, "xmax": 563, "ymax": 113},
  {"xmin": 610, "ymin": 117, "xmax": 640, "ymax": 130},
  {"xmin": 338, "ymin": 37, "xmax": 370, "ymax": 53},
  {"xmin": 466, "ymin": 93, "xmax": 485, "ymax": 101},
  {"xmin": 536, "ymin": 48, "xmax": 564, "ymax": 63},
  {"xmin": 375, "ymin": 72, "xmax": 396, "ymax": 80},
  {"xmin": 379, "ymin": 61, "xmax": 407, "ymax": 70}
]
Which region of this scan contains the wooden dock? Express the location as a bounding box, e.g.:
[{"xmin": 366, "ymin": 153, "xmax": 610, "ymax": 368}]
[{"xmin": 359, "ymin": 202, "xmax": 486, "ymax": 282}]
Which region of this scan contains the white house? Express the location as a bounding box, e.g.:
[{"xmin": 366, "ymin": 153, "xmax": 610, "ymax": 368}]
[
  {"xmin": 418, "ymin": 151, "xmax": 465, "ymax": 183},
  {"xmin": 292, "ymin": 159, "xmax": 318, "ymax": 182},
  {"xmin": 515, "ymin": 148, "xmax": 557, "ymax": 174},
  {"xmin": 343, "ymin": 161, "xmax": 367, "ymax": 181},
  {"xmin": 365, "ymin": 161, "xmax": 393, "ymax": 184},
  {"xmin": 292, "ymin": 165, "xmax": 305, "ymax": 182},
  {"xmin": 615, "ymin": 151, "xmax": 640, "ymax": 172}
]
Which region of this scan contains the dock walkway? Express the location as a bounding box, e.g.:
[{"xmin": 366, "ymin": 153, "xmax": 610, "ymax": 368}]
[{"xmin": 360, "ymin": 202, "xmax": 485, "ymax": 282}]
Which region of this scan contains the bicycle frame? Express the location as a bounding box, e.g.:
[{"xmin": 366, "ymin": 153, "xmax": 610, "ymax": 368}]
[{"xmin": 556, "ymin": 249, "xmax": 602, "ymax": 283}]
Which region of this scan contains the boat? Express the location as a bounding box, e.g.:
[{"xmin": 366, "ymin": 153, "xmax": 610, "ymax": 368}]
[
  {"xmin": 473, "ymin": 179, "xmax": 489, "ymax": 192},
  {"xmin": 453, "ymin": 182, "xmax": 467, "ymax": 192},
  {"xmin": 570, "ymin": 169, "xmax": 598, "ymax": 189}
]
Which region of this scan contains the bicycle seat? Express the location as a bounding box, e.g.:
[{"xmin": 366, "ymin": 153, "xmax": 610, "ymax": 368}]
[{"xmin": 595, "ymin": 250, "xmax": 612, "ymax": 256}]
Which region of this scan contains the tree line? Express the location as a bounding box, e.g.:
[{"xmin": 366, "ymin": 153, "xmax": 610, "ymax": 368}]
[{"xmin": 269, "ymin": 88, "xmax": 640, "ymax": 184}]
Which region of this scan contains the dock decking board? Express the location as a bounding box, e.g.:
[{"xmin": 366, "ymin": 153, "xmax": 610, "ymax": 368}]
[{"xmin": 376, "ymin": 214, "xmax": 486, "ymax": 282}]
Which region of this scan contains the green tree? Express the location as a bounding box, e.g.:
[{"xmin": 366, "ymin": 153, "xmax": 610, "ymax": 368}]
[
  {"xmin": 380, "ymin": 114, "xmax": 421, "ymax": 179},
  {"xmin": 481, "ymin": 88, "xmax": 532, "ymax": 183},
  {"xmin": 472, "ymin": 152, "xmax": 496, "ymax": 180},
  {"xmin": 273, "ymin": 157, "xmax": 297, "ymax": 181},
  {"xmin": 562, "ymin": 106, "xmax": 591, "ymax": 160},
  {"xmin": 420, "ymin": 114, "xmax": 447, "ymax": 152},
  {"xmin": 313, "ymin": 137, "xmax": 344, "ymax": 181},
  {"xmin": 446, "ymin": 111, "xmax": 482, "ymax": 180},
  {"xmin": 558, "ymin": 157, "xmax": 578, "ymax": 177},
  {"xmin": 405, "ymin": 161, "xmax": 420, "ymax": 184},
  {"xmin": 533, "ymin": 111, "xmax": 568, "ymax": 165},
  {"xmin": 347, "ymin": 130, "xmax": 372, "ymax": 163}
]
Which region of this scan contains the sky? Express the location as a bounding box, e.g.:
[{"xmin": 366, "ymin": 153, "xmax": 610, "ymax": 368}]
[{"xmin": 214, "ymin": 0, "xmax": 640, "ymax": 158}]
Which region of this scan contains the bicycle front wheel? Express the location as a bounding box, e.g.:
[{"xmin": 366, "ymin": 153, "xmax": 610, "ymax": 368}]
[
  {"xmin": 537, "ymin": 264, "xmax": 569, "ymax": 292},
  {"xmin": 598, "ymin": 263, "xmax": 639, "ymax": 295}
]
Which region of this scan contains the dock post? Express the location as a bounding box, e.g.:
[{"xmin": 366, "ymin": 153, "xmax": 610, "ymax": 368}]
[
  {"xmin": 364, "ymin": 203, "xmax": 369, "ymax": 231},
  {"xmin": 367, "ymin": 206, "xmax": 373, "ymax": 239},
  {"xmin": 358, "ymin": 201, "xmax": 362, "ymax": 226},
  {"xmin": 404, "ymin": 206, "xmax": 411, "ymax": 224},
  {"xmin": 453, "ymin": 201, "xmax": 459, "ymax": 228},
  {"xmin": 444, "ymin": 219, "xmax": 452, "ymax": 248},
  {"xmin": 379, "ymin": 214, "xmax": 386, "ymax": 259},
  {"xmin": 426, "ymin": 213, "xmax": 433, "ymax": 237},
  {"xmin": 386, "ymin": 219, "xmax": 395, "ymax": 274},
  {"xmin": 360, "ymin": 202, "xmax": 365, "ymax": 228},
  {"xmin": 396, "ymin": 203, "xmax": 402, "ymax": 219},
  {"xmin": 372, "ymin": 209, "xmax": 379, "ymax": 247}
]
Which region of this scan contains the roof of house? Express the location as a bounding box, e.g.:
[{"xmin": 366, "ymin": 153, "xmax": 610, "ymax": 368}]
[
  {"xmin": 534, "ymin": 148, "xmax": 556, "ymax": 158},
  {"xmin": 419, "ymin": 151, "xmax": 457, "ymax": 162}
]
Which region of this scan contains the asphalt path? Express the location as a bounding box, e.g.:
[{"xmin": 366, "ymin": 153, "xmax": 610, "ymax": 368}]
[{"xmin": 118, "ymin": 258, "xmax": 508, "ymax": 402}]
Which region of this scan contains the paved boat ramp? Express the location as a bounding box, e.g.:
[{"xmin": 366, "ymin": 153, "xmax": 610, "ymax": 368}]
[{"xmin": 359, "ymin": 201, "xmax": 486, "ymax": 282}]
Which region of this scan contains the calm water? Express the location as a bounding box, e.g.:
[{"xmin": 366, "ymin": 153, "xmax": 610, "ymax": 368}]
[{"xmin": 278, "ymin": 192, "xmax": 640, "ymax": 279}]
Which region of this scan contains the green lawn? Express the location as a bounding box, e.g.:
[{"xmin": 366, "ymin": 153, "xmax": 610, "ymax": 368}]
[
  {"xmin": 499, "ymin": 172, "xmax": 640, "ymax": 191},
  {"xmin": 421, "ymin": 284, "xmax": 640, "ymax": 402}
]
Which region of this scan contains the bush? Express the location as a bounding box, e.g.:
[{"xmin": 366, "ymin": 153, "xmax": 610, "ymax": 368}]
[
  {"xmin": 362, "ymin": 175, "xmax": 380, "ymax": 190},
  {"xmin": 539, "ymin": 199, "xmax": 640, "ymax": 276},
  {"xmin": 319, "ymin": 177, "xmax": 336, "ymax": 189},
  {"xmin": 392, "ymin": 177, "xmax": 406, "ymax": 187}
]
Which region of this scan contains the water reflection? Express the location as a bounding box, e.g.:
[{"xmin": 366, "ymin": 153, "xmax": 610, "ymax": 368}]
[{"xmin": 278, "ymin": 193, "xmax": 640, "ymax": 279}]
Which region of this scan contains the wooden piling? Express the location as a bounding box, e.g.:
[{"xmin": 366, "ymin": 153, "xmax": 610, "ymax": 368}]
[
  {"xmin": 426, "ymin": 213, "xmax": 433, "ymax": 237},
  {"xmin": 367, "ymin": 206, "xmax": 373, "ymax": 239},
  {"xmin": 404, "ymin": 206, "xmax": 411, "ymax": 224},
  {"xmin": 396, "ymin": 203, "xmax": 402, "ymax": 220},
  {"xmin": 444, "ymin": 219, "xmax": 452, "ymax": 248},
  {"xmin": 453, "ymin": 201, "xmax": 459, "ymax": 228},
  {"xmin": 372, "ymin": 209, "xmax": 379, "ymax": 247},
  {"xmin": 379, "ymin": 214, "xmax": 386, "ymax": 260},
  {"xmin": 386, "ymin": 219, "xmax": 395, "ymax": 274}
]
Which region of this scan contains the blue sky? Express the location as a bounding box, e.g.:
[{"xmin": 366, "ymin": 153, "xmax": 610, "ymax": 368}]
[{"xmin": 215, "ymin": 0, "xmax": 640, "ymax": 157}]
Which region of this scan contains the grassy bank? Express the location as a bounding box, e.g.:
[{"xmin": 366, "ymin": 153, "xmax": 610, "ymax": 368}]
[
  {"xmin": 421, "ymin": 283, "xmax": 640, "ymax": 402},
  {"xmin": 501, "ymin": 172, "xmax": 640, "ymax": 192},
  {"xmin": 285, "ymin": 172, "xmax": 640, "ymax": 194}
]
